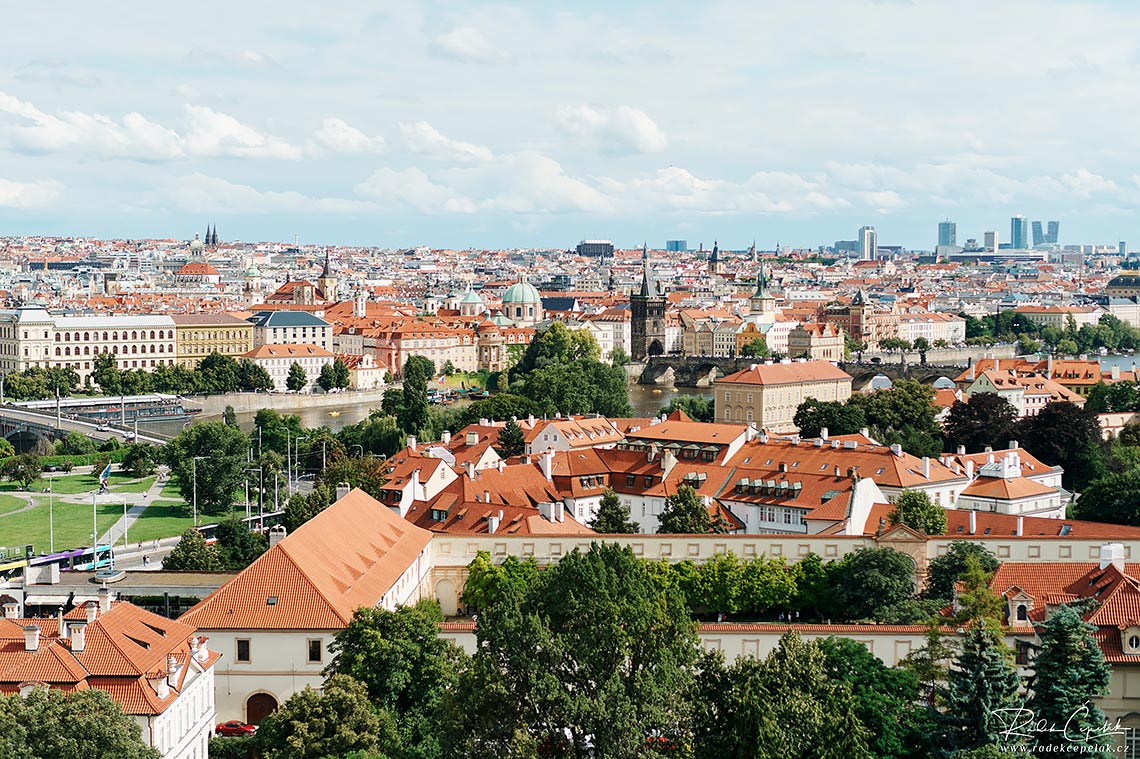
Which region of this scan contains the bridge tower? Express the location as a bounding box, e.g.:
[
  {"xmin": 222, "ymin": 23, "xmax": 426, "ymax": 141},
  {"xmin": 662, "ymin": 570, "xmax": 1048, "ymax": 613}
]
[{"xmin": 631, "ymin": 243, "xmax": 667, "ymax": 360}]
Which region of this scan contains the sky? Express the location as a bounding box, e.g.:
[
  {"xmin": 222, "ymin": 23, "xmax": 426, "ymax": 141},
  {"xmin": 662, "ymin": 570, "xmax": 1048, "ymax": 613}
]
[{"xmin": 2, "ymin": 0, "xmax": 1140, "ymax": 250}]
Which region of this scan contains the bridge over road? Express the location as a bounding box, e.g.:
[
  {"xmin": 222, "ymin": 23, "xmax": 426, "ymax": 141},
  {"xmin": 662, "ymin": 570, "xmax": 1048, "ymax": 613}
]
[
  {"xmin": 638, "ymin": 356, "xmax": 964, "ymax": 389},
  {"xmin": 0, "ymin": 407, "xmax": 170, "ymax": 453}
]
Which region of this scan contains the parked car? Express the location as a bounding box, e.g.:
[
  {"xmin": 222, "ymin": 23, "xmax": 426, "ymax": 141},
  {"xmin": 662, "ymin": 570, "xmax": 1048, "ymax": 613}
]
[{"xmin": 215, "ymin": 721, "xmax": 257, "ymax": 738}]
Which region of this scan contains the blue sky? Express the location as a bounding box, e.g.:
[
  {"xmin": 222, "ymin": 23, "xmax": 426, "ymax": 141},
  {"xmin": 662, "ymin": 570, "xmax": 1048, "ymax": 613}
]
[{"xmin": 2, "ymin": 0, "xmax": 1139, "ymax": 250}]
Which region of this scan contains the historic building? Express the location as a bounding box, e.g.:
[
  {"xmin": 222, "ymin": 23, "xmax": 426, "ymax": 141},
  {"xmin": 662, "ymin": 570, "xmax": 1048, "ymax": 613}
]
[
  {"xmin": 630, "ymin": 245, "xmax": 667, "ymax": 360},
  {"xmin": 171, "ymin": 313, "xmax": 255, "ymax": 368},
  {"xmin": 714, "ymin": 359, "xmax": 853, "ymax": 431}
]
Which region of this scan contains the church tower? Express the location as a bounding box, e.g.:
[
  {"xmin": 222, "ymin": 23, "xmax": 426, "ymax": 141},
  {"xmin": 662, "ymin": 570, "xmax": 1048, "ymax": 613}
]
[
  {"xmin": 630, "ymin": 243, "xmax": 667, "ymax": 360},
  {"xmin": 750, "ymin": 265, "xmax": 777, "ymax": 322},
  {"xmin": 709, "ymin": 239, "xmax": 725, "ymax": 275},
  {"xmin": 317, "ymin": 248, "xmax": 338, "ymax": 303}
]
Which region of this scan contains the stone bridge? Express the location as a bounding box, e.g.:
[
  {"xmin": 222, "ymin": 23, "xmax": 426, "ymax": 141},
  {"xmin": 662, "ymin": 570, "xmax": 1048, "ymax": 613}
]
[{"xmin": 638, "ymin": 356, "xmax": 964, "ymax": 389}]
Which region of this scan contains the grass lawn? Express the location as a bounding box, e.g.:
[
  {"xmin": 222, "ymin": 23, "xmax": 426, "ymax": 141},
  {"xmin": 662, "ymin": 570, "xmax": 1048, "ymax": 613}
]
[
  {"xmin": 125, "ymin": 501, "xmax": 195, "ymax": 543},
  {"xmin": 40, "ymin": 472, "xmax": 103, "ymax": 495},
  {"xmin": 441, "ymin": 372, "xmax": 486, "ymax": 390},
  {"xmin": 114, "ymin": 476, "xmax": 156, "ymax": 494},
  {"xmin": 0, "ymin": 498, "xmax": 121, "ymax": 554},
  {"xmin": 160, "ymin": 481, "xmax": 183, "ymax": 500},
  {"xmin": 0, "ymin": 494, "xmax": 27, "ymax": 516}
]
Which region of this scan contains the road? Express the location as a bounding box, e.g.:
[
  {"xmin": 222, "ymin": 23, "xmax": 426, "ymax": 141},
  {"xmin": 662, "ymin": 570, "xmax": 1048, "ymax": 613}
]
[{"xmin": 0, "ymin": 406, "xmax": 169, "ymax": 445}]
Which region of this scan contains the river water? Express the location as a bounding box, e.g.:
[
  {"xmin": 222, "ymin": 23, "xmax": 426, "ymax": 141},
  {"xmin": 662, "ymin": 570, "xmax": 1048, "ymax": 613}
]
[{"xmin": 144, "ymin": 381, "xmax": 714, "ymax": 437}]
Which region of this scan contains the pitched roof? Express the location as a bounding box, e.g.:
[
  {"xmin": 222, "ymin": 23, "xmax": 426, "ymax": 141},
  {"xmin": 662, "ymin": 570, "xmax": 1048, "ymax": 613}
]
[
  {"xmin": 717, "ymin": 360, "xmax": 852, "ymax": 386},
  {"xmin": 180, "ymin": 488, "xmax": 433, "ymax": 630}
]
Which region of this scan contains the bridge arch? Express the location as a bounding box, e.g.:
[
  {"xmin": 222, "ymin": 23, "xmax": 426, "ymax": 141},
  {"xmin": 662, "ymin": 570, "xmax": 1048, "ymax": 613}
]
[{"xmin": 5, "ymin": 429, "xmax": 48, "ymax": 454}]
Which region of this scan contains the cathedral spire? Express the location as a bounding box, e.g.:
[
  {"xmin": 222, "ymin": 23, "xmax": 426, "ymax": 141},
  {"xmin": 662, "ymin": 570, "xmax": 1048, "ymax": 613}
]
[{"xmin": 321, "ymin": 246, "xmax": 332, "ymax": 278}]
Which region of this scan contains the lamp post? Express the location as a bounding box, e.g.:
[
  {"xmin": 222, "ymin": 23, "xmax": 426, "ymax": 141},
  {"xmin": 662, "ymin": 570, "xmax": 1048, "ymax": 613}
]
[
  {"xmin": 191, "ymin": 456, "xmax": 207, "ymax": 527},
  {"xmin": 351, "ymin": 444, "xmax": 363, "ymax": 458},
  {"xmin": 295, "ymin": 436, "xmax": 309, "ymax": 490},
  {"xmin": 244, "ymin": 468, "xmax": 263, "ymax": 523},
  {"xmin": 47, "ymin": 476, "xmax": 53, "ymax": 553}
]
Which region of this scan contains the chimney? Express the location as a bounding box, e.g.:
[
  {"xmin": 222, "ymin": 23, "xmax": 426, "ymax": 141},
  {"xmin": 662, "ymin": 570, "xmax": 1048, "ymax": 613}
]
[
  {"xmin": 1009, "ymin": 440, "xmax": 1018, "ymax": 450},
  {"xmin": 759, "ymin": 432, "xmax": 769, "ymax": 444},
  {"xmin": 967, "ymin": 361, "xmax": 975, "ymax": 382},
  {"xmin": 922, "ymin": 456, "xmax": 931, "ymax": 479},
  {"xmin": 71, "ymin": 623, "xmax": 86, "ymax": 653},
  {"xmin": 778, "ymin": 462, "xmax": 787, "ymax": 473},
  {"xmin": 1016, "ymin": 516, "xmax": 1024, "ymax": 537},
  {"xmin": 820, "ymin": 427, "xmax": 829, "ymax": 441},
  {"xmin": 987, "ymin": 452, "xmax": 995, "ymax": 465},
  {"xmin": 966, "ymin": 460, "xmax": 975, "ymax": 479},
  {"xmin": 441, "ymin": 430, "xmax": 452, "ymax": 446},
  {"xmin": 86, "ymin": 602, "xmax": 98, "ymax": 623},
  {"xmin": 487, "ymin": 512, "xmax": 501, "ymax": 534},
  {"xmin": 527, "ymin": 414, "xmax": 535, "ymax": 426},
  {"xmin": 194, "ymin": 636, "xmax": 210, "ymax": 663},
  {"xmin": 1046, "ymin": 353, "xmax": 1053, "ymax": 376},
  {"xmin": 23, "ymin": 625, "xmax": 39, "ymax": 652},
  {"xmin": 1100, "ymin": 543, "xmax": 1127, "ymax": 574},
  {"xmin": 407, "ymin": 435, "xmax": 416, "ymax": 451},
  {"xmin": 166, "ymin": 653, "xmax": 180, "ymax": 687},
  {"xmin": 1112, "ymin": 365, "xmax": 1121, "ymax": 381},
  {"xmin": 968, "ymin": 510, "xmax": 977, "ymax": 534},
  {"xmin": 834, "ymin": 465, "xmax": 841, "ymax": 478},
  {"xmin": 336, "ymin": 482, "xmax": 351, "ymax": 501},
  {"xmin": 957, "ymin": 445, "xmax": 966, "ymax": 455},
  {"xmin": 149, "ymin": 671, "xmax": 169, "ymax": 700},
  {"xmin": 483, "ymin": 490, "xmax": 491, "ymax": 505},
  {"xmin": 556, "ymin": 503, "xmax": 565, "ymax": 522},
  {"xmin": 890, "ymin": 443, "xmax": 902, "ymax": 457},
  {"xmin": 480, "ymin": 418, "xmax": 489, "ymax": 427},
  {"xmin": 465, "ymin": 461, "xmax": 475, "ymax": 479},
  {"xmin": 497, "ymin": 460, "xmax": 504, "ymax": 473},
  {"xmin": 57, "ymin": 609, "xmax": 65, "ymax": 639},
  {"xmin": 750, "ymin": 363, "xmax": 758, "ymax": 371},
  {"xmin": 540, "ymin": 450, "xmax": 554, "ymax": 481},
  {"xmin": 98, "ymin": 586, "xmax": 112, "ymax": 614},
  {"xmin": 269, "ymin": 525, "xmax": 287, "ymax": 547},
  {"xmin": 859, "ymin": 427, "xmax": 869, "ymax": 438},
  {"xmin": 466, "ymin": 431, "xmax": 478, "ymax": 447},
  {"xmin": 3, "ymin": 601, "xmax": 18, "ymax": 619}
]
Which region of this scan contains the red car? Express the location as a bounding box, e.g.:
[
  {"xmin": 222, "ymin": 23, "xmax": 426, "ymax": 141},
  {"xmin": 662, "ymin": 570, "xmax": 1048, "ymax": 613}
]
[{"xmin": 215, "ymin": 721, "xmax": 257, "ymax": 738}]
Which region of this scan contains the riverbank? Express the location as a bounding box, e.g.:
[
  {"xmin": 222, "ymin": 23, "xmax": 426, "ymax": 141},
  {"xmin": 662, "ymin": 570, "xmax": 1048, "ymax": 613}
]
[{"xmin": 190, "ymin": 386, "xmax": 394, "ymax": 417}]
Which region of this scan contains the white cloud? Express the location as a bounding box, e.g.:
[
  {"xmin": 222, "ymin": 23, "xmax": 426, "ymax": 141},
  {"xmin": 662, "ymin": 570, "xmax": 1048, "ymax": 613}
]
[
  {"xmin": 554, "ymin": 104, "xmax": 667, "ymax": 155},
  {"xmin": 0, "ymin": 178, "xmax": 63, "ymax": 208},
  {"xmin": 478, "ymin": 152, "xmax": 609, "ymax": 214},
  {"xmin": 309, "ymin": 118, "xmax": 385, "ymax": 154},
  {"xmin": 182, "ymin": 105, "xmax": 300, "ymax": 160},
  {"xmin": 0, "ymin": 92, "xmax": 182, "ymax": 161},
  {"xmin": 1061, "ymin": 168, "xmax": 1117, "ymax": 197},
  {"xmin": 399, "ymin": 121, "xmax": 492, "ymax": 163},
  {"xmin": 429, "ymin": 28, "xmax": 511, "ymax": 64},
  {"xmin": 355, "ymin": 167, "xmax": 476, "ymax": 214},
  {"xmin": 171, "ymin": 174, "xmax": 372, "ymax": 214}
]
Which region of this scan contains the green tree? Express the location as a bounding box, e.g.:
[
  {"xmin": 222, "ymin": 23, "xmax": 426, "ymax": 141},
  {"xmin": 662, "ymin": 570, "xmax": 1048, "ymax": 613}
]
[
  {"xmin": 495, "ymin": 418, "xmax": 526, "ymax": 459},
  {"xmin": 331, "ymin": 357, "xmax": 351, "ymax": 389},
  {"xmin": 326, "ymin": 601, "xmax": 463, "ymax": 758},
  {"xmin": 925, "ymin": 541, "xmax": 1000, "ymax": 605},
  {"xmin": 8, "ymin": 687, "xmax": 160, "ymax": 759},
  {"xmin": 516, "ymin": 358, "xmax": 632, "ymax": 418},
  {"xmin": 222, "ymin": 404, "xmax": 238, "ymax": 427},
  {"xmin": 0, "ymin": 438, "xmax": 14, "ymax": 459},
  {"xmin": 737, "ymin": 555, "xmax": 799, "ymax": 615},
  {"xmin": 657, "ymin": 483, "xmax": 717, "ymax": 534},
  {"xmin": 254, "ymin": 409, "xmax": 304, "ymax": 458},
  {"xmin": 459, "ymin": 553, "xmax": 539, "ymax": 611},
  {"xmin": 314, "ymin": 455, "xmax": 388, "ymax": 500},
  {"xmin": 2, "ymin": 453, "xmax": 41, "ymax": 489},
  {"xmin": 460, "ymin": 393, "xmax": 541, "ymax": 424},
  {"xmin": 610, "ymin": 346, "xmax": 630, "ymax": 367},
  {"xmin": 658, "ymin": 394, "xmax": 715, "ymax": 423},
  {"xmin": 255, "ymin": 674, "xmax": 384, "ymax": 759},
  {"xmin": 1073, "ymin": 468, "xmax": 1140, "ymax": 525},
  {"xmin": 740, "ymin": 336, "xmax": 769, "ymax": 358},
  {"xmin": 1027, "ymin": 605, "xmax": 1113, "ymax": 757},
  {"xmin": 163, "ymin": 421, "xmax": 249, "ymax": 515},
  {"xmin": 888, "ymin": 490, "xmax": 948, "ymax": 535},
  {"xmin": 214, "ymin": 517, "xmax": 269, "ymax": 570},
  {"xmin": 356, "ymin": 413, "xmax": 407, "ymax": 458},
  {"xmin": 831, "ymin": 547, "xmax": 919, "ymax": 622},
  {"xmin": 819, "ymin": 636, "xmax": 932, "ymax": 759},
  {"xmin": 509, "ymin": 320, "xmax": 601, "ymax": 380},
  {"xmin": 943, "ymin": 393, "xmax": 1018, "ymax": 453},
  {"xmin": 57, "ymin": 430, "xmax": 97, "ymax": 456},
  {"xmin": 162, "ymin": 528, "xmax": 221, "ymax": 570},
  {"xmin": 1086, "ymin": 380, "xmax": 1140, "ymax": 413},
  {"xmin": 91, "ymin": 351, "xmax": 122, "ymax": 395},
  {"xmin": 120, "ymin": 442, "xmax": 159, "ymax": 478},
  {"xmin": 913, "ymin": 336, "xmax": 931, "ymax": 364},
  {"xmin": 880, "ymin": 336, "xmax": 912, "ymax": 358},
  {"xmin": 286, "ymin": 361, "xmax": 308, "ymax": 393},
  {"xmin": 692, "ymin": 632, "xmax": 874, "ymax": 759},
  {"xmin": 198, "ymin": 352, "xmax": 242, "ymax": 393},
  {"xmin": 446, "ymin": 543, "xmax": 698, "ymax": 759},
  {"xmin": 931, "ymin": 622, "xmax": 1023, "ymax": 757},
  {"xmin": 589, "ymin": 488, "xmax": 639, "ymax": 533},
  {"xmin": 237, "ymin": 359, "xmax": 274, "ymax": 392},
  {"xmin": 316, "ymin": 362, "xmax": 336, "ymax": 392},
  {"xmin": 793, "ymin": 398, "xmax": 867, "ymax": 438},
  {"xmin": 1012, "ymin": 401, "xmax": 1106, "ymax": 490},
  {"xmin": 398, "ymin": 355, "xmax": 434, "ymax": 436},
  {"xmin": 848, "ymin": 378, "xmax": 943, "ymax": 457}
]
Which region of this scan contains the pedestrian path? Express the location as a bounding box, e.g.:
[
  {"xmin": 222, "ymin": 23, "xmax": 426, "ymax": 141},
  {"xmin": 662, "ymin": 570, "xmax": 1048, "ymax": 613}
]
[{"xmin": 96, "ymin": 476, "xmax": 166, "ymax": 545}]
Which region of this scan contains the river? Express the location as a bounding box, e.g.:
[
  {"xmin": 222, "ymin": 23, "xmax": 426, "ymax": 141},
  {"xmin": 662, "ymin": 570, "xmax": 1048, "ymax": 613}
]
[{"xmin": 142, "ymin": 380, "xmax": 714, "ymax": 437}]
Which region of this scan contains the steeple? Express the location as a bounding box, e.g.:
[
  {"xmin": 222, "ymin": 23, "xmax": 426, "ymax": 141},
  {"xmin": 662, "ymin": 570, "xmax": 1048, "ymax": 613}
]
[
  {"xmin": 711, "ymin": 240, "xmax": 719, "ymax": 262},
  {"xmin": 321, "ymin": 247, "xmax": 332, "ymax": 278},
  {"xmin": 210, "ymin": 225, "xmax": 218, "ymax": 246},
  {"xmin": 750, "ymin": 240, "xmax": 757, "ymax": 261},
  {"xmin": 638, "ymin": 242, "xmax": 652, "ymax": 297}
]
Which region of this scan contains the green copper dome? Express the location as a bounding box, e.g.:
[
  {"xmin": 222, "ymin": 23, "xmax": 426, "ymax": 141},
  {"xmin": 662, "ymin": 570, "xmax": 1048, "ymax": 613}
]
[{"xmin": 502, "ymin": 278, "xmax": 540, "ymax": 304}]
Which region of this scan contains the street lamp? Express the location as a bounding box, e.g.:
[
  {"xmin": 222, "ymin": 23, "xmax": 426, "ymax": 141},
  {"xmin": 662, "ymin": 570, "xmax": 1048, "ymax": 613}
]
[
  {"xmin": 294, "ymin": 436, "xmax": 309, "ymax": 490},
  {"xmin": 244, "ymin": 468, "xmax": 263, "ymax": 523},
  {"xmin": 191, "ymin": 456, "xmax": 208, "ymax": 526},
  {"xmin": 47, "ymin": 476, "xmax": 53, "ymax": 553},
  {"xmin": 351, "ymin": 444, "xmax": 363, "ymax": 458}
]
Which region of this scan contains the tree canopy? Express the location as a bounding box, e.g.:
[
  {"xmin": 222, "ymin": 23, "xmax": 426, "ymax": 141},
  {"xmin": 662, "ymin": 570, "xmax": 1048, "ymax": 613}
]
[
  {"xmin": 888, "ymin": 490, "xmax": 948, "ymax": 535},
  {"xmin": 163, "ymin": 421, "xmax": 249, "ymax": 515},
  {"xmin": 0, "ymin": 687, "xmax": 160, "ymax": 759},
  {"xmin": 942, "ymin": 393, "xmax": 1018, "ymax": 454},
  {"xmin": 794, "ymin": 398, "xmax": 866, "ymax": 439},
  {"xmin": 589, "ymin": 487, "xmax": 639, "ymax": 533}
]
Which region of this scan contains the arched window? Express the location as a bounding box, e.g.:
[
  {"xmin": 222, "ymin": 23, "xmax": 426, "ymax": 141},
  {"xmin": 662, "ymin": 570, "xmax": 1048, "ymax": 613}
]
[
  {"xmin": 158, "ymin": 344, "xmax": 164, "ymax": 354},
  {"xmin": 55, "ymin": 334, "xmax": 61, "ymax": 342},
  {"xmin": 84, "ymin": 332, "xmax": 89, "ymax": 341},
  {"xmin": 131, "ymin": 345, "xmax": 137, "ymax": 354},
  {"xmin": 1016, "ymin": 605, "xmax": 1028, "ymax": 621},
  {"xmin": 64, "ymin": 347, "xmax": 70, "ymax": 356},
  {"xmin": 102, "ymin": 332, "xmax": 108, "ymax": 341},
  {"xmin": 112, "ymin": 332, "xmax": 118, "ymax": 341},
  {"xmin": 112, "ymin": 346, "xmax": 118, "ymax": 354},
  {"xmin": 149, "ymin": 331, "xmax": 155, "ymax": 339},
  {"xmin": 83, "ymin": 346, "xmax": 89, "ymax": 355},
  {"xmin": 149, "ymin": 345, "xmax": 155, "ymax": 353},
  {"xmin": 54, "ymin": 347, "xmax": 60, "ymax": 356},
  {"xmin": 131, "ymin": 331, "xmax": 137, "ymax": 340}
]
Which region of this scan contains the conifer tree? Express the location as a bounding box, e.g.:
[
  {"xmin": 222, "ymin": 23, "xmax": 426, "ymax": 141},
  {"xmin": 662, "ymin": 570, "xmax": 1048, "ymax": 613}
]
[
  {"xmin": 589, "ymin": 487, "xmax": 639, "ymax": 533},
  {"xmin": 286, "ymin": 361, "xmax": 308, "ymax": 392},
  {"xmin": 495, "ymin": 418, "xmax": 525, "ymax": 459},
  {"xmin": 1027, "ymin": 605, "xmax": 1113, "ymax": 757}
]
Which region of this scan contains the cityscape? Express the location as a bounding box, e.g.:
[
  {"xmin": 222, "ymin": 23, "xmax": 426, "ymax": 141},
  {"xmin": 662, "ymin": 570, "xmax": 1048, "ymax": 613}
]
[{"xmin": 5, "ymin": 2, "xmax": 1140, "ymax": 759}]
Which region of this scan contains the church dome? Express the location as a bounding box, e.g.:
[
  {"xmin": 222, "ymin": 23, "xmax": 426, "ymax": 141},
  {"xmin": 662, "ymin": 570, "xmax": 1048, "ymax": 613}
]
[
  {"xmin": 244, "ymin": 264, "xmax": 261, "ymax": 277},
  {"xmin": 1108, "ymin": 272, "xmax": 1140, "ymax": 288},
  {"xmin": 502, "ymin": 278, "xmax": 540, "ymax": 304},
  {"xmin": 460, "ymin": 289, "xmax": 485, "ymax": 305},
  {"xmin": 189, "ymin": 233, "xmax": 204, "ymax": 252}
]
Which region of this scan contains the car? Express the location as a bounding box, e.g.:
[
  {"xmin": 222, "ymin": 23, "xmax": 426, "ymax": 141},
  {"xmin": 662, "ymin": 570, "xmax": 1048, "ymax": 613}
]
[
  {"xmin": 96, "ymin": 424, "xmax": 110, "ymax": 432},
  {"xmin": 215, "ymin": 721, "xmax": 257, "ymax": 738},
  {"xmin": 124, "ymin": 431, "xmax": 136, "ymax": 441}
]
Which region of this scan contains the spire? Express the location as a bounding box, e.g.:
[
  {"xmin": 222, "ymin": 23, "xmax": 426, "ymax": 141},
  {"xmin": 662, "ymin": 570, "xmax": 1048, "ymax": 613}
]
[
  {"xmin": 750, "ymin": 240, "xmax": 757, "ymax": 261},
  {"xmin": 711, "ymin": 239, "xmax": 719, "ymax": 262},
  {"xmin": 321, "ymin": 247, "xmax": 332, "ymax": 278},
  {"xmin": 642, "ymin": 242, "xmax": 648, "ymax": 261},
  {"xmin": 205, "ymin": 224, "xmax": 210, "ymax": 244},
  {"xmin": 639, "ymin": 245, "xmax": 652, "ymax": 297},
  {"xmin": 211, "ymin": 225, "xmax": 218, "ymax": 246}
]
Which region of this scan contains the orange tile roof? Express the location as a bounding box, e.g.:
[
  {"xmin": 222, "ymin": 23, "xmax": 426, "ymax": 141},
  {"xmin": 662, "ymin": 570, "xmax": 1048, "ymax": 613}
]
[
  {"xmin": 717, "ymin": 361, "xmax": 852, "ymax": 386},
  {"xmin": 180, "ymin": 488, "xmax": 433, "ymax": 630},
  {"xmin": 243, "ymin": 343, "xmax": 332, "ymax": 359},
  {"xmin": 960, "ymin": 476, "xmax": 1056, "ymax": 500}
]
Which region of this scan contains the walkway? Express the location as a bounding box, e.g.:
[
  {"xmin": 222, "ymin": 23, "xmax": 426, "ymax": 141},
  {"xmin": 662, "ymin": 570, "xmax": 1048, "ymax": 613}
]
[{"xmin": 95, "ymin": 476, "xmax": 167, "ymax": 546}]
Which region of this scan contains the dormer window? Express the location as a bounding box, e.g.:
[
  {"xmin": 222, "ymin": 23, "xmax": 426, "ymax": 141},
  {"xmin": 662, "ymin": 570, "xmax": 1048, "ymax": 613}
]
[
  {"xmin": 1016, "ymin": 605, "xmax": 1028, "ymax": 622},
  {"xmin": 1122, "ymin": 626, "xmax": 1140, "ymax": 654}
]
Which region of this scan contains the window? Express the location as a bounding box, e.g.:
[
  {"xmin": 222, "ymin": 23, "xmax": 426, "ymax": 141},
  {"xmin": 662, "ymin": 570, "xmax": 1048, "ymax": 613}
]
[
  {"xmin": 236, "ymin": 639, "xmax": 251, "ymax": 663},
  {"xmin": 1126, "ymin": 728, "xmax": 1140, "ymax": 759},
  {"xmin": 307, "ymin": 639, "xmax": 322, "ymax": 664},
  {"xmin": 1016, "ymin": 605, "xmax": 1027, "ymax": 621},
  {"xmin": 1130, "ymin": 635, "xmax": 1140, "ymax": 650},
  {"xmin": 626, "ymin": 475, "xmax": 635, "ymax": 486}
]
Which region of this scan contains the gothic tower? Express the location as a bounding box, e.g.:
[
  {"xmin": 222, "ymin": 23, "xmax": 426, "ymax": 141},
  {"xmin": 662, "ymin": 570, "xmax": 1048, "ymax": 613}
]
[
  {"xmin": 630, "ymin": 243, "xmax": 667, "ymax": 360},
  {"xmin": 709, "ymin": 239, "xmax": 725, "ymax": 275},
  {"xmin": 317, "ymin": 247, "xmax": 338, "ymax": 303}
]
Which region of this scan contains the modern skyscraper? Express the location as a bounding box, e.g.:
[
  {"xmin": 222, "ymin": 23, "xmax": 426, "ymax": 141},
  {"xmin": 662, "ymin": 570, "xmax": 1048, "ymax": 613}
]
[
  {"xmin": 984, "ymin": 231, "xmax": 999, "ymax": 252},
  {"xmin": 858, "ymin": 226, "xmax": 877, "ymax": 260},
  {"xmin": 1120, "ymin": 241, "xmax": 1128, "ymax": 257},
  {"xmin": 938, "ymin": 220, "xmax": 956, "ymax": 247},
  {"xmin": 1047, "ymin": 221, "xmax": 1060, "ymax": 245},
  {"xmin": 665, "ymin": 240, "xmax": 687, "ymax": 252},
  {"xmin": 1031, "ymin": 221, "xmax": 1044, "ymax": 247},
  {"xmin": 1011, "ymin": 215, "xmax": 1029, "ymax": 250}
]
